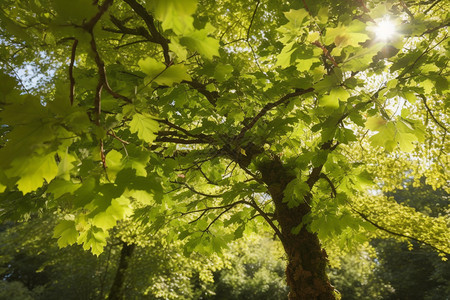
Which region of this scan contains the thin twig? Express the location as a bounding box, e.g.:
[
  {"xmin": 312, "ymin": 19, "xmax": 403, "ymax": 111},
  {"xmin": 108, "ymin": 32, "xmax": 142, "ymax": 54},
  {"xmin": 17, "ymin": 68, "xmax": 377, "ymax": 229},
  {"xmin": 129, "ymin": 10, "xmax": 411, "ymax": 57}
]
[
  {"xmin": 155, "ymin": 137, "xmax": 211, "ymax": 144},
  {"xmin": 158, "ymin": 119, "xmax": 209, "ymax": 140},
  {"xmin": 170, "ymin": 181, "xmax": 225, "ymax": 198},
  {"xmin": 248, "ymin": 197, "xmax": 285, "ymax": 243},
  {"xmin": 115, "ymin": 39, "xmax": 148, "ymax": 49},
  {"xmin": 246, "ymin": 0, "xmax": 260, "ymax": 39},
  {"xmin": 107, "ymin": 130, "xmax": 130, "ymax": 144},
  {"xmin": 399, "ymin": 0, "xmax": 415, "ymax": 19},
  {"xmin": 236, "ymin": 88, "xmax": 314, "ymax": 140},
  {"xmin": 319, "ymin": 173, "xmax": 337, "ymax": 198},
  {"xmin": 419, "ymin": 95, "xmax": 449, "ymax": 133},
  {"xmin": 351, "ymin": 206, "xmax": 449, "ymax": 255}
]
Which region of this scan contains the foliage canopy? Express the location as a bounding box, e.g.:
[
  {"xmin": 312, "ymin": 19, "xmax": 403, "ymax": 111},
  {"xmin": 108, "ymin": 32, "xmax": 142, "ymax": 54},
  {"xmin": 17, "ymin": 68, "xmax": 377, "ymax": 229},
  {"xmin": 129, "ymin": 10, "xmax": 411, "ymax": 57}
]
[{"xmin": 0, "ymin": 0, "xmax": 448, "ymax": 298}]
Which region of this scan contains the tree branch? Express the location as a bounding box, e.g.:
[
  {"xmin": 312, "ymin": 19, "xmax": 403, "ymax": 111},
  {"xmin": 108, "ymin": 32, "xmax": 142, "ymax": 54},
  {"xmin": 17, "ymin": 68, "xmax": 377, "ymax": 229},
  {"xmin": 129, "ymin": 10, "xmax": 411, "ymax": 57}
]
[
  {"xmin": 351, "ymin": 207, "xmax": 449, "ymax": 255},
  {"xmin": 69, "ymin": 39, "xmax": 78, "ymax": 106},
  {"xmin": 203, "ymin": 206, "xmax": 233, "ymax": 233},
  {"xmin": 312, "ymin": 41, "xmax": 338, "ymax": 68},
  {"xmin": 236, "ymin": 88, "xmax": 314, "ymax": 140},
  {"xmin": 157, "ymin": 118, "xmax": 213, "ymax": 141},
  {"xmin": 182, "ymin": 80, "xmax": 219, "ymax": 106},
  {"xmin": 123, "ymin": 0, "xmax": 171, "ymax": 65},
  {"xmin": 170, "ymin": 181, "xmax": 225, "ymax": 198},
  {"xmin": 319, "ymin": 173, "xmax": 337, "ymax": 198},
  {"xmin": 155, "ymin": 137, "xmax": 211, "ymax": 144},
  {"xmin": 83, "ymin": 0, "xmax": 114, "ymax": 31},
  {"xmin": 109, "ymin": 15, "xmax": 154, "ymax": 40},
  {"xmin": 246, "ymin": 0, "xmax": 260, "ymax": 39},
  {"xmin": 419, "ymin": 95, "xmax": 449, "ymax": 133},
  {"xmin": 248, "ymin": 197, "xmax": 285, "ymax": 244}
]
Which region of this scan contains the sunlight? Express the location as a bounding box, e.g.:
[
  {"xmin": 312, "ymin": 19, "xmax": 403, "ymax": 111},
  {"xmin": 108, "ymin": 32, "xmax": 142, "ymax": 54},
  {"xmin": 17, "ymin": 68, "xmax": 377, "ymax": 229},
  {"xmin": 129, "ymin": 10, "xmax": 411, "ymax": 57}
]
[{"xmin": 373, "ymin": 16, "xmax": 397, "ymax": 42}]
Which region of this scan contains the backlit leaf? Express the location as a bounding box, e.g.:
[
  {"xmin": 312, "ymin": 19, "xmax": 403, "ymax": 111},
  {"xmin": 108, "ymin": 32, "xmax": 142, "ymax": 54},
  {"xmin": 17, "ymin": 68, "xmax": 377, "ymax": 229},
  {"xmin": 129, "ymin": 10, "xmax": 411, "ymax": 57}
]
[{"xmin": 129, "ymin": 113, "xmax": 159, "ymax": 143}]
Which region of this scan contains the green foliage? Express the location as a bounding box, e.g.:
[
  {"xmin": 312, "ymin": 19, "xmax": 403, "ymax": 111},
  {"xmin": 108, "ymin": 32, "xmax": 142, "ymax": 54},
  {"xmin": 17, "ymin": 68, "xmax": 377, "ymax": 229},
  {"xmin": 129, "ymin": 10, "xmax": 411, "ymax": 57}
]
[
  {"xmin": 0, "ymin": 0, "xmax": 448, "ymax": 296},
  {"xmin": 209, "ymin": 235, "xmax": 288, "ymax": 300}
]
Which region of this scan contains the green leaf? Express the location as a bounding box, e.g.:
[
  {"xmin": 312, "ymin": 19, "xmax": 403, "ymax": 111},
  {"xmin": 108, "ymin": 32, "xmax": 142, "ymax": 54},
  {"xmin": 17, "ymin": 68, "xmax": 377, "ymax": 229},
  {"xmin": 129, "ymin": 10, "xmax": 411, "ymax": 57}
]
[
  {"xmin": 369, "ymin": 122, "xmax": 397, "ymax": 151},
  {"xmin": 276, "ymin": 42, "xmax": 296, "ymax": 68},
  {"xmin": 151, "ymin": 0, "xmax": 197, "ymax": 34},
  {"xmin": 403, "ymin": 91, "xmax": 416, "ymax": 104},
  {"xmin": 56, "ymin": 150, "xmax": 76, "ymax": 180},
  {"xmin": 179, "ymin": 25, "xmax": 220, "ymax": 60},
  {"xmin": 283, "ymin": 178, "xmax": 310, "ymax": 208},
  {"xmin": 365, "ymin": 116, "xmax": 387, "ymax": 130},
  {"xmin": 6, "ymin": 152, "xmax": 59, "ymax": 194},
  {"xmin": 53, "ymin": 220, "xmax": 78, "ymax": 248},
  {"xmin": 129, "ymin": 113, "xmax": 159, "ymax": 143},
  {"xmin": 214, "ymin": 63, "xmax": 233, "ymax": 82},
  {"xmin": 319, "ymin": 94, "xmax": 339, "ymax": 108},
  {"xmin": 47, "ymin": 179, "xmax": 80, "ymax": 198},
  {"xmin": 324, "ymin": 20, "xmax": 369, "ymax": 54},
  {"xmin": 52, "ymin": 0, "xmax": 97, "ymax": 23},
  {"xmin": 331, "ymin": 87, "xmax": 350, "ymax": 102},
  {"xmin": 124, "ymin": 189, "xmax": 153, "ymax": 205},
  {"xmin": 139, "ymin": 57, "xmax": 191, "ymax": 86},
  {"xmin": 92, "ymin": 212, "xmax": 116, "ymax": 230},
  {"xmin": 156, "ymin": 64, "xmax": 191, "ymax": 86},
  {"xmin": 108, "ymin": 196, "xmax": 132, "ymax": 220},
  {"xmin": 139, "ymin": 57, "xmax": 165, "ymax": 78},
  {"xmin": 105, "ymin": 150, "xmax": 123, "ymax": 180},
  {"xmin": 77, "ymin": 226, "xmax": 108, "ymax": 256},
  {"xmin": 284, "ymin": 9, "xmax": 309, "ymax": 28}
]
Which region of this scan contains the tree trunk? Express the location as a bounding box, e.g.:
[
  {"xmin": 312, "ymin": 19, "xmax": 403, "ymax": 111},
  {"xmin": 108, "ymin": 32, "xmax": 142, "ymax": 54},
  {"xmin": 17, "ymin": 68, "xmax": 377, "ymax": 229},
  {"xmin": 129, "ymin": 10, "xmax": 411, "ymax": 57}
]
[
  {"xmin": 107, "ymin": 241, "xmax": 136, "ymax": 300},
  {"xmin": 258, "ymin": 158, "xmax": 335, "ymax": 300}
]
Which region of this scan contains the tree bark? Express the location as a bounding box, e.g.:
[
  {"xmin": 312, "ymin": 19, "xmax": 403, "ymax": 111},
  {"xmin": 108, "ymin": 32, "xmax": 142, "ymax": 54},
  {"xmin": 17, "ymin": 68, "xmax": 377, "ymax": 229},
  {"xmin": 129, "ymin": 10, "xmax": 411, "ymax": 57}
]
[
  {"xmin": 258, "ymin": 158, "xmax": 335, "ymax": 300},
  {"xmin": 107, "ymin": 241, "xmax": 136, "ymax": 300}
]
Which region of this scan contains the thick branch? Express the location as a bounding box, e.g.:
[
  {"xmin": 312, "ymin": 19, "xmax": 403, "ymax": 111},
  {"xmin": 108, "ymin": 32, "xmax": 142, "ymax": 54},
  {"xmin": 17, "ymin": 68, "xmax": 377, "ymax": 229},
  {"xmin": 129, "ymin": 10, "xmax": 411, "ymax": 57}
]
[
  {"xmin": 109, "ymin": 15, "xmax": 154, "ymax": 41},
  {"xmin": 123, "ymin": 0, "xmax": 171, "ymax": 65},
  {"xmin": 69, "ymin": 39, "xmax": 78, "ymax": 106},
  {"xmin": 84, "ymin": 0, "xmax": 114, "ymax": 31},
  {"xmin": 84, "ymin": 3, "xmax": 133, "ymax": 106},
  {"xmin": 182, "ymin": 80, "xmax": 219, "ymax": 106}
]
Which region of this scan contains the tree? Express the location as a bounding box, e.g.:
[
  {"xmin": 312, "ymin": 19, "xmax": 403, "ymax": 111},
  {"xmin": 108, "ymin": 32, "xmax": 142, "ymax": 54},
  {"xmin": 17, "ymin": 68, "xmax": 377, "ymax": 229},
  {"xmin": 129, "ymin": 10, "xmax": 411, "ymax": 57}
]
[
  {"xmin": 0, "ymin": 0, "xmax": 448, "ymax": 299},
  {"xmin": 328, "ymin": 178, "xmax": 450, "ymax": 300},
  {"xmin": 371, "ymin": 179, "xmax": 450, "ymax": 300},
  {"xmin": 0, "ymin": 213, "xmax": 225, "ymax": 299}
]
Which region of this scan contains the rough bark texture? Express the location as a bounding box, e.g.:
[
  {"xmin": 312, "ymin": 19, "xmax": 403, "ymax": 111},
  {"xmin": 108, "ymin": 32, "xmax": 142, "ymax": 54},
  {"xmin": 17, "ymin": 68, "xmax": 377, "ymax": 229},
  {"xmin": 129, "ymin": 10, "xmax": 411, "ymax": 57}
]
[
  {"xmin": 258, "ymin": 158, "xmax": 335, "ymax": 300},
  {"xmin": 107, "ymin": 242, "xmax": 136, "ymax": 300}
]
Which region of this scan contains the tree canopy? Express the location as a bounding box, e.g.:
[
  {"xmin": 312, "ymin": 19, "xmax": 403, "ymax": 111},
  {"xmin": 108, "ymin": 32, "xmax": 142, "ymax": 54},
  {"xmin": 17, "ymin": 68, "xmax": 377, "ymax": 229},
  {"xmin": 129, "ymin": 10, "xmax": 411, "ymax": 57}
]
[{"xmin": 0, "ymin": 0, "xmax": 448, "ymax": 299}]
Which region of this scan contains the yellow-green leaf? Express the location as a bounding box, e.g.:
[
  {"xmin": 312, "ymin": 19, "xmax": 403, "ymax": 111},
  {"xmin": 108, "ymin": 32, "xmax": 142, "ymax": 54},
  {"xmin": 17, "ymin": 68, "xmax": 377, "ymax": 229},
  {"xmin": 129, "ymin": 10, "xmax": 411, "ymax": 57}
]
[
  {"xmin": 6, "ymin": 152, "xmax": 59, "ymax": 194},
  {"xmin": 53, "ymin": 220, "xmax": 78, "ymax": 248},
  {"xmin": 129, "ymin": 113, "xmax": 159, "ymax": 143},
  {"xmin": 179, "ymin": 26, "xmax": 219, "ymax": 60}
]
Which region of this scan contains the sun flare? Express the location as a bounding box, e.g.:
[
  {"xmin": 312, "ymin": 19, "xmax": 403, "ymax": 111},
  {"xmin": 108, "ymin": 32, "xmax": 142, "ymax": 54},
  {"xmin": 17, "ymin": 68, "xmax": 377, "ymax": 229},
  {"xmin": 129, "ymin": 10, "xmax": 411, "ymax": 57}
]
[{"xmin": 374, "ymin": 17, "xmax": 397, "ymax": 41}]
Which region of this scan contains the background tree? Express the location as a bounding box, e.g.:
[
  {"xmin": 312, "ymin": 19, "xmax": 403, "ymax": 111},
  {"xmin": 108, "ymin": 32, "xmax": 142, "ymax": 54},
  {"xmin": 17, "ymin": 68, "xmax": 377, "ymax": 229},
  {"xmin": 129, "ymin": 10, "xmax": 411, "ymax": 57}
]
[{"xmin": 0, "ymin": 0, "xmax": 448, "ymax": 299}]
